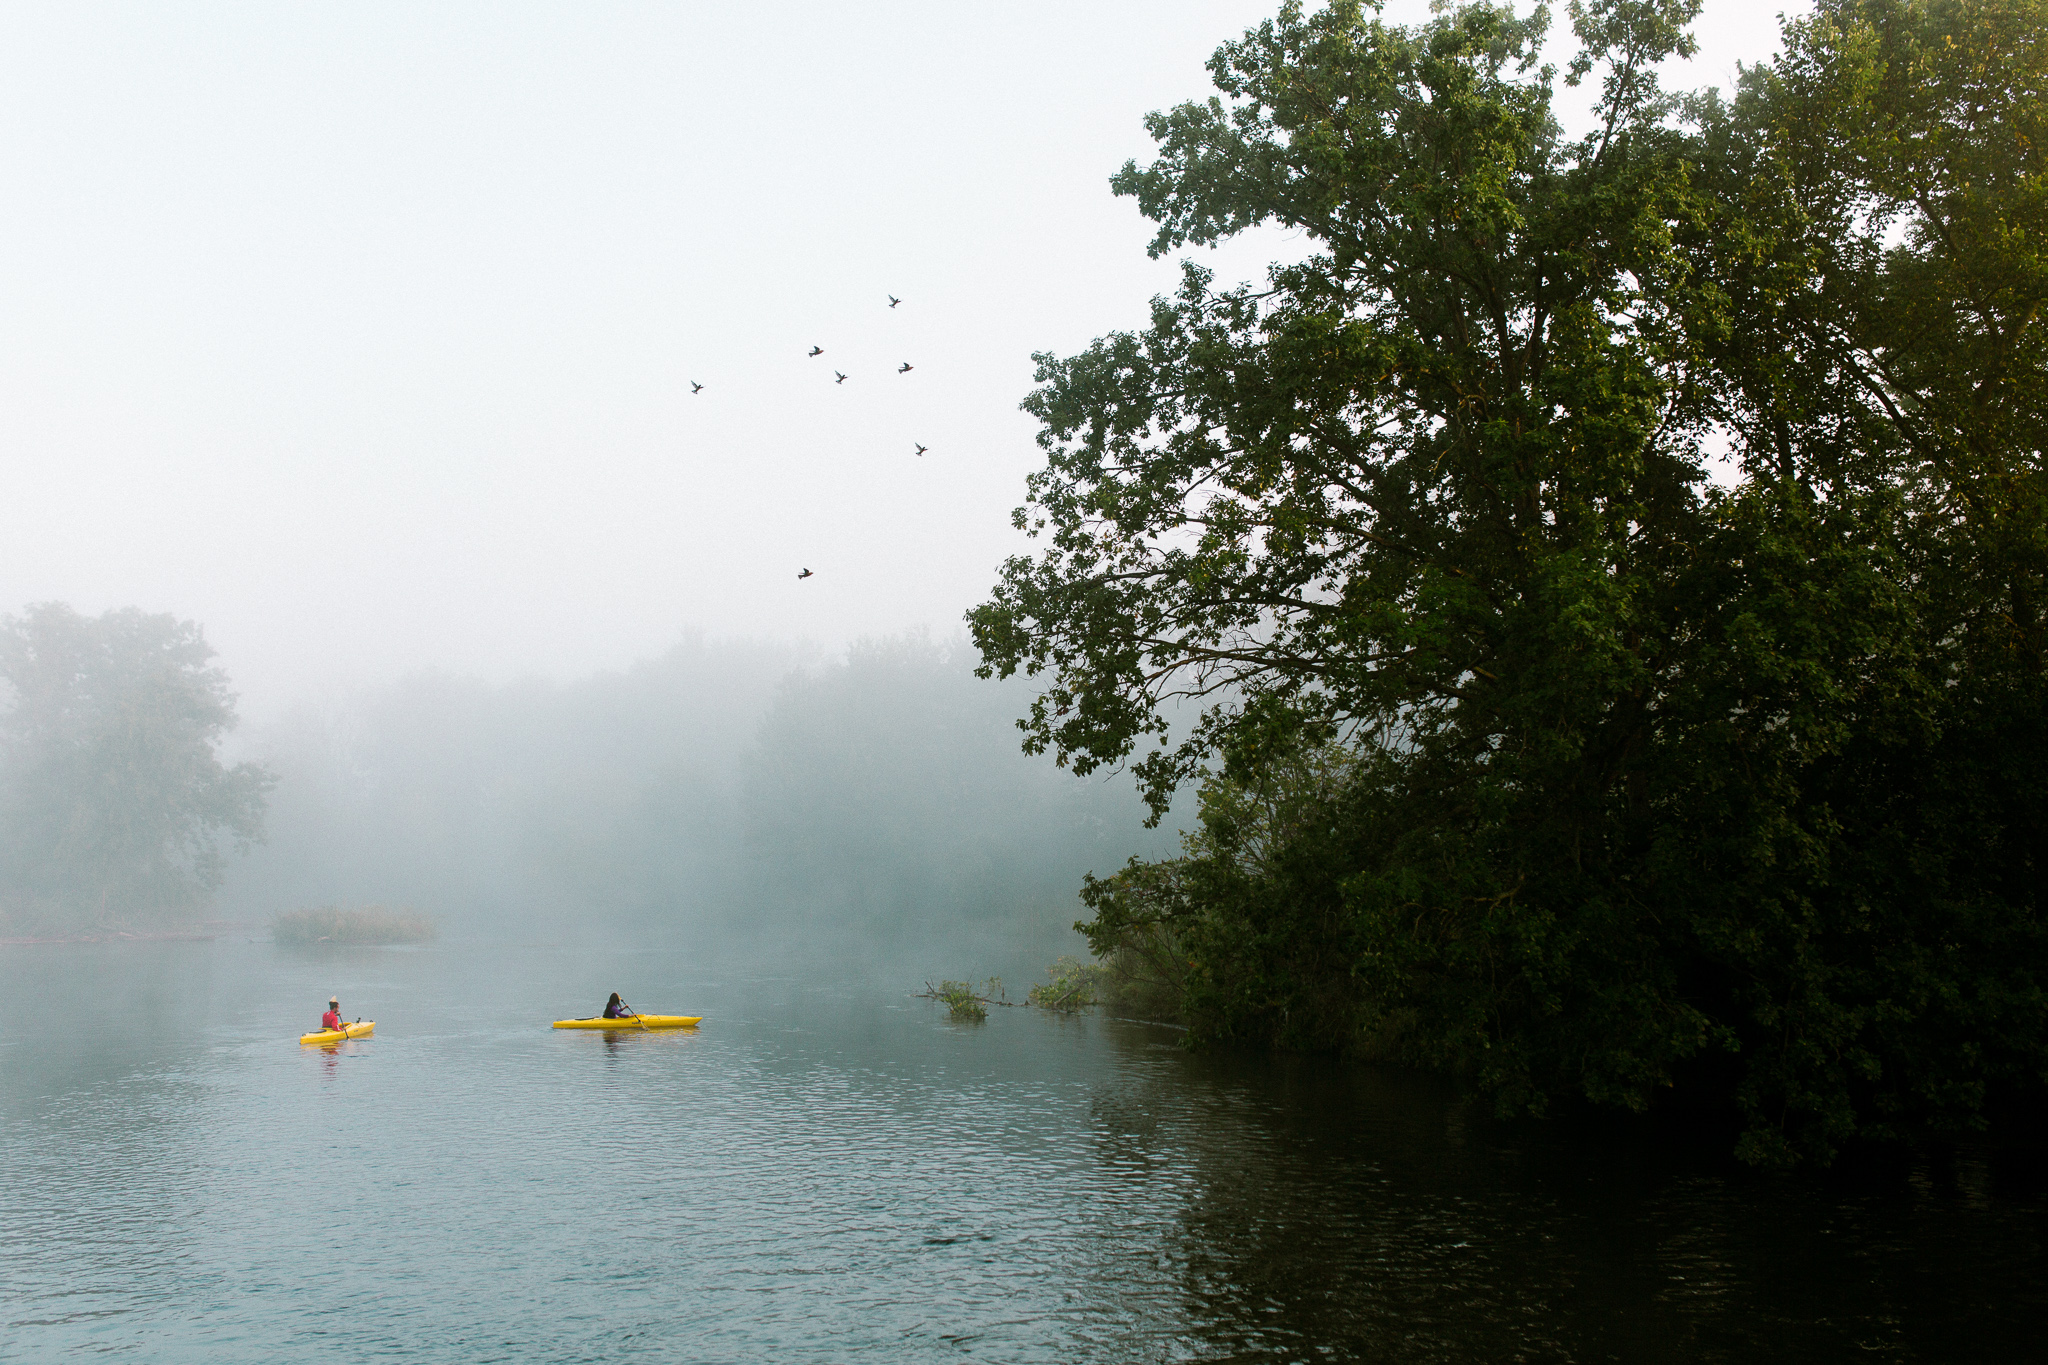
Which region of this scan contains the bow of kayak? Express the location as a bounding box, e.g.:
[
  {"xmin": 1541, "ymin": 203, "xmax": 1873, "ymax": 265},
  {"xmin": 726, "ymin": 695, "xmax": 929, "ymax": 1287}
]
[
  {"xmin": 552, "ymin": 1015, "xmax": 701, "ymax": 1030},
  {"xmin": 300, "ymin": 1021, "xmax": 374, "ymax": 1045}
]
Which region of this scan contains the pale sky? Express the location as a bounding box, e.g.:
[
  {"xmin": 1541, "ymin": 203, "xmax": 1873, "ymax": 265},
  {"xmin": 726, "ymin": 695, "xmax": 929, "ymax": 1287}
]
[{"xmin": 0, "ymin": 1, "xmax": 1806, "ymax": 720}]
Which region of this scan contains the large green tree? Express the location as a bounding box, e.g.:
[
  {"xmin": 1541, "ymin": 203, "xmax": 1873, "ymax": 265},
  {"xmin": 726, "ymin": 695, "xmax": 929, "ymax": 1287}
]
[
  {"xmin": 0, "ymin": 603, "xmax": 274, "ymax": 929},
  {"xmin": 971, "ymin": 0, "xmax": 2046, "ymax": 1163}
]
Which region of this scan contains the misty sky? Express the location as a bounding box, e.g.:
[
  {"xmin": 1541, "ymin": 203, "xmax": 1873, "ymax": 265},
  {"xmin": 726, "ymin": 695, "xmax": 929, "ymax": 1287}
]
[{"xmin": 2, "ymin": 0, "xmax": 1805, "ymax": 720}]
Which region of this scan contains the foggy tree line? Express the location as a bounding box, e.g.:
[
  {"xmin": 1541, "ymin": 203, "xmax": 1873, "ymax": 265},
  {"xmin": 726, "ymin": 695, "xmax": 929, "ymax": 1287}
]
[
  {"xmin": 0, "ymin": 603, "xmax": 272, "ymax": 931},
  {"xmin": 3, "ymin": 609, "xmax": 1169, "ymax": 967},
  {"xmin": 972, "ymin": 0, "xmax": 2047, "ymax": 1163},
  {"xmin": 225, "ymin": 632, "xmax": 1170, "ymax": 969}
]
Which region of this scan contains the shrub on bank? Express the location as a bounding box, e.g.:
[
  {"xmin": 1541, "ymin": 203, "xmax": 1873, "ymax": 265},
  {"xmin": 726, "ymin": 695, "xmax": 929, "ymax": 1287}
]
[{"xmin": 272, "ymin": 906, "xmax": 433, "ymax": 946}]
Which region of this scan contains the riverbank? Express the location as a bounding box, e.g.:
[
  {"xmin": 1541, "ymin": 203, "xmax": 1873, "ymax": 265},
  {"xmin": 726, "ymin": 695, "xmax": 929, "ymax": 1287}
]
[{"xmin": 0, "ymin": 919, "xmax": 248, "ymax": 947}]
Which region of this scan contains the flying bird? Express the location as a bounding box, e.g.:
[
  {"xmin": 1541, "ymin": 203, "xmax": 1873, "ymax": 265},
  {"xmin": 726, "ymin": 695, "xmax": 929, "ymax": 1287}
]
[
  {"xmin": 835, "ymin": 371, "xmax": 847, "ymax": 384},
  {"xmin": 690, "ymin": 381, "xmax": 703, "ymax": 394},
  {"xmin": 808, "ymin": 346, "xmax": 824, "ymax": 357},
  {"xmin": 898, "ymin": 362, "xmax": 913, "ymax": 374},
  {"xmin": 797, "ymin": 568, "xmax": 814, "ymax": 580},
  {"xmin": 914, "ymin": 443, "xmax": 928, "ymax": 456},
  {"xmin": 888, "ymin": 295, "xmax": 901, "ymax": 308}
]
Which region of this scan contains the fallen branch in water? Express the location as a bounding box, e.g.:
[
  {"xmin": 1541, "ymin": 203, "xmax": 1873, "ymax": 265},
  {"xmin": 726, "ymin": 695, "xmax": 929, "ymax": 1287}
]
[{"xmin": 915, "ymin": 978, "xmax": 1013, "ymax": 1021}]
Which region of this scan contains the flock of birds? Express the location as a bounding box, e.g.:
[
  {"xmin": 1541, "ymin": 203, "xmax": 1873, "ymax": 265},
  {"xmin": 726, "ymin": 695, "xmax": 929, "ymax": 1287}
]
[{"xmin": 691, "ymin": 294, "xmax": 922, "ymax": 583}]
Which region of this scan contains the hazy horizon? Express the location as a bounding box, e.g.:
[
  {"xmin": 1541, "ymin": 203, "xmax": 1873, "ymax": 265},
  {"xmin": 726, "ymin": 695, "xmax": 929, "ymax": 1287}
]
[{"xmin": 1, "ymin": 0, "xmax": 1806, "ymax": 725}]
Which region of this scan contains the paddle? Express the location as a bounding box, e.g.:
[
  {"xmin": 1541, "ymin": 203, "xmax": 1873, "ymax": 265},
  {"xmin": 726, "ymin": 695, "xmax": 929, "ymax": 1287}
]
[{"xmin": 617, "ymin": 996, "xmax": 650, "ymax": 1031}]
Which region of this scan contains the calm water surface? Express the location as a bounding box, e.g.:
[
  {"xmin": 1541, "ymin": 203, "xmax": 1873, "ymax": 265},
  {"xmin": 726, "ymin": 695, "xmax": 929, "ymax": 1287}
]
[{"xmin": 2, "ymin": 938, "xmax": 2042, "ymax": 1362}]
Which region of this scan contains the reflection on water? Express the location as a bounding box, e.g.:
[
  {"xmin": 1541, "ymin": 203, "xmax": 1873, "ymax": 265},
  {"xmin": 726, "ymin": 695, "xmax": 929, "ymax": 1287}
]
[{"xmin": 1, "ymin": 939, "xmax": 2042, "ymax": 1362}]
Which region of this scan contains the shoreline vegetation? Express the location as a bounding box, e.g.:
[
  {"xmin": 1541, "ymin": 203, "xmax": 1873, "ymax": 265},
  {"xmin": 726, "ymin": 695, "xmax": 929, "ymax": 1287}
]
[
  {"xmin": 920, "ymin": 955, "xmax": 1188, "ymax": 1026},
  {"xmin": 961, "ymin": 0, "xmax": 2048, "ymax": 1166},
  {"xmin": 0, "ymin": 922, "xmax": 236, "ymax": 947},
  {"xmin": 272, "ymin": 905, "xmax": 434, "ymax": 946}
]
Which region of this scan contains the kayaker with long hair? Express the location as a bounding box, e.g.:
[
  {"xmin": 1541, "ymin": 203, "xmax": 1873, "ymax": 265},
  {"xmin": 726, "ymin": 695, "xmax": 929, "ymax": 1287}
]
[
  {"xmin": 321, "ymin": 997, "xmax": 343, "ymax": 1032},
  {"xmin": 602, "ymin": 992, "xmax": 636, "ymax": 1020}
]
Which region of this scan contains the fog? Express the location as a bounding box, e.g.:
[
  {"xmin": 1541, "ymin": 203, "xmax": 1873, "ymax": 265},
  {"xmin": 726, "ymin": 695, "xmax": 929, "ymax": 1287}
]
[
  {"xmin": 2, "ymin": 1, "xmax": 1806, "ymax": 958},
  {"xmin": 0, "ymin": 1, "xmax": 1798, "ymax": 712},
  {"xmin": 217, "ymin": 633, "xmax": 1176, "ymax": 977},
  {"xmin": 0, "ymin": 0, "xmax": 1326, "ymax": 713}
]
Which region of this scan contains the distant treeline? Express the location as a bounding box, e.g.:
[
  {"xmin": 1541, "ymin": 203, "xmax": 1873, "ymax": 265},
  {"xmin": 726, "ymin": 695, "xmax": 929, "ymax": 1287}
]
[
  {"xmin": 0, "ymin": 603, "xmax": 273, "ymax": 934},
  {"xmin": 221, "ymin": 634, "xmax": 1172, "ymax": 973}
]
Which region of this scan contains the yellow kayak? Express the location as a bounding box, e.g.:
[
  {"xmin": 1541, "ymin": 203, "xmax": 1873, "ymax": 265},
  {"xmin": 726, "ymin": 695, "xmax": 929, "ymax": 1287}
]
[
  {"xmin": 552, "ymin": 1015, "xmax": 701, "ymax": 1030},
  {"xmin": 300, "ymin": 1021, "xmax": 374, "ymax": 1045}
]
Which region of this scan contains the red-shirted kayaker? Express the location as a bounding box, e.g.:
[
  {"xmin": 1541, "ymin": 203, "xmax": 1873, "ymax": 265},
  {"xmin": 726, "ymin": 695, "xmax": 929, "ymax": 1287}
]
[{"xmin": 321, "ymin": 997, "xmax": 343, "ymax": 1032}]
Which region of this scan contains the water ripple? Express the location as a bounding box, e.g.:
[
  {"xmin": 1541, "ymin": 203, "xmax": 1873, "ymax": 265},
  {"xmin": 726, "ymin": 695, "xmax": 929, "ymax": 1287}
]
[{"xmin": 2, "ymin": 940, "xmax": 2044, "ymax": 1362}]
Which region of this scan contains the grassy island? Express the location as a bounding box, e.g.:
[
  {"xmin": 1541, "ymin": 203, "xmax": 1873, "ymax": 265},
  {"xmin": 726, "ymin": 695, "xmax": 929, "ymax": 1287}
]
[{"xmin": 272, "ymin": 906, "xmax": 434, "ymax": 946}]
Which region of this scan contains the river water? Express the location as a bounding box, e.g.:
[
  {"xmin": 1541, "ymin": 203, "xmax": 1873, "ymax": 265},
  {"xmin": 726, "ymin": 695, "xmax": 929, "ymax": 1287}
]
[{"xmin": 2, "ymin": 937, "xmax": 2042, "ymax": 1363}]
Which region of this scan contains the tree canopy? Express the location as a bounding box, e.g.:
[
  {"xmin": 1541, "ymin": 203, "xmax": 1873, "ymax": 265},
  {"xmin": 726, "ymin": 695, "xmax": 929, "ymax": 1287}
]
[
  {"xmin": 0, "ymin": 603, "xmax": 273, "ymax": 929},
  {"xmin": 970, "ymin": 0, "xmax": 2047, "ymax": 1164}
]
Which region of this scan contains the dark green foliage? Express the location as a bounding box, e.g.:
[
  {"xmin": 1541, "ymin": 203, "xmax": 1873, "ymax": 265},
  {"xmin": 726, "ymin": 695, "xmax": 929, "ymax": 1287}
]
[
  {"xmin": 0, "ymin": 603, "xmax": 273, "ymax": 929},
  {"xmin": 974, "ymin": 0, "xmax": 2047, "ymax": 1163}
]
